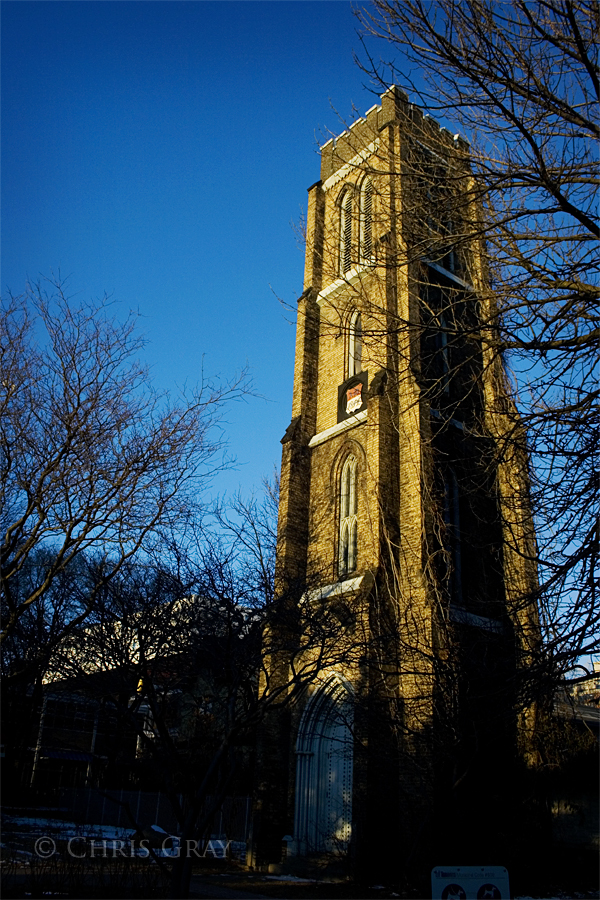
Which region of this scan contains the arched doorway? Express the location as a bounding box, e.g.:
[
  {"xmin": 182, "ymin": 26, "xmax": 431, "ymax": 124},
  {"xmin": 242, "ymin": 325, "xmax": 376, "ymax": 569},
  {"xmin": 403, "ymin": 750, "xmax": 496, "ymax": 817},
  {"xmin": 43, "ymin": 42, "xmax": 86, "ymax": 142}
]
[{"xmin": 293, "ymin": 676, "xmax": 354, "ymax": 855}]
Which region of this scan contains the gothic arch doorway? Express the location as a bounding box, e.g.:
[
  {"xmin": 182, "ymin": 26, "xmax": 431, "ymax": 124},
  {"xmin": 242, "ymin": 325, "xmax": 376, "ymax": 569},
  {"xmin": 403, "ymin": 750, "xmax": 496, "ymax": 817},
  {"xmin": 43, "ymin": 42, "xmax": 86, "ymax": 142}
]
[{"xmin": 293, "ymin": 676, "xmax": 354, "ymax": 855}]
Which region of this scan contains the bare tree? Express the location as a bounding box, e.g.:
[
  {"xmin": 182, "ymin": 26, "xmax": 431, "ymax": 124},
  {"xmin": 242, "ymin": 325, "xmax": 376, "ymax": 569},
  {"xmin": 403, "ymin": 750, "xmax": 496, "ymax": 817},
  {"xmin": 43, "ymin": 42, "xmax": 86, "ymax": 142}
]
[
  {"xmin": 348, "ymin": 0, "xmax": 600, "ymax": 681},
  {"xmin": 32, "ymin": 479, "xmax": 365, "ymax": 898},
  {"xmin": 209, "ymin": 474, "xmax": 280, "ymax": 608},
  {"xmin": 1, "ymin": 277, "xmax": 248, "ymax": 681}
]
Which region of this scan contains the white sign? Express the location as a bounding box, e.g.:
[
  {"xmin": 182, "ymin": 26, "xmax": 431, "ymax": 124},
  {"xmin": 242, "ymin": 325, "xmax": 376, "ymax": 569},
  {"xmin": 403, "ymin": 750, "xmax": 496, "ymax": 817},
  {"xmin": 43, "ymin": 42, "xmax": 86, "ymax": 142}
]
[
  {"xmin": 431, "ymin": 866, "xmax": 510, "ymax": 899},
  {"xmin": 346, "ymin": 383, "xmax": 363, "ymax": 414}
]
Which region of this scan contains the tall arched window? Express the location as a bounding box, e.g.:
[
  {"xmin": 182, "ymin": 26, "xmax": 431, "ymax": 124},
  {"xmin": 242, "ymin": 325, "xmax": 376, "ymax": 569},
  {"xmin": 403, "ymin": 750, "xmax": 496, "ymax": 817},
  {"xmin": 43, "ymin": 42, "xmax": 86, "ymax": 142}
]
[
  {"xmin": 360, "ymin": 179, "xmax": 373, "ymax": 262},
  {"xmin": 339, "ymin": 189, "xmax": 353, "ymax": 275},
  {"xmin": 444, "ymin": 466, "xmax": 462, "ymax": 605},
  {"xmin": 339, "ymin": 456, "xmax": 357, "ymax": 577},
  {"xmin": 348, "ymin": 310, "xmax": 362, "ymax": 377},
  {"xmin": 436, "ymin": 311, "xmax": 450, "ymax": 396}
]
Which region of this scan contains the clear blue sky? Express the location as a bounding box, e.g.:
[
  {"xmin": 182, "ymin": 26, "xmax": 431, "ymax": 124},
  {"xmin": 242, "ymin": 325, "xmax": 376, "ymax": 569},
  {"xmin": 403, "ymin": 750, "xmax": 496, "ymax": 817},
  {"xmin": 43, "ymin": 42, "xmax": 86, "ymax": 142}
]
[{"xmin": 2, "ymin": 1, "xmax": 402, "ymax": 501}]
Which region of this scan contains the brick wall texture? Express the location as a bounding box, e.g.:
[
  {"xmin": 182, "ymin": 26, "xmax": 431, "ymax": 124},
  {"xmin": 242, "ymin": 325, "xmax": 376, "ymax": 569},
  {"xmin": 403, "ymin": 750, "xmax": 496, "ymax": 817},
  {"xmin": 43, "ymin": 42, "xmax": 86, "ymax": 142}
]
[{"xmin": 252, "ymin": 87, "xmax": 540, "ymax": 877}]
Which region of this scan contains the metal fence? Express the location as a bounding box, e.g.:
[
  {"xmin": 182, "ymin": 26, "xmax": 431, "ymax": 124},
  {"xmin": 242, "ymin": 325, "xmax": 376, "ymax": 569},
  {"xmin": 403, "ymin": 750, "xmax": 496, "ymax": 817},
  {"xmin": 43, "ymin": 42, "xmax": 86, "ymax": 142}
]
[{"xmin": 56, "ymin": 788, "xmax": 252, "ymax": 841}]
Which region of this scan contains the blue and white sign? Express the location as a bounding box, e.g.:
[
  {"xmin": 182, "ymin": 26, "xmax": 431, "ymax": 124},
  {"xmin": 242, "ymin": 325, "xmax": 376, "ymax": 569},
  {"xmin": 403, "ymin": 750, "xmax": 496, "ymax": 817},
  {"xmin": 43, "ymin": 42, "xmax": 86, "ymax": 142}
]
[{"xmin": 431, "ymin": 866, "xmax": 510, "ymax": 899}]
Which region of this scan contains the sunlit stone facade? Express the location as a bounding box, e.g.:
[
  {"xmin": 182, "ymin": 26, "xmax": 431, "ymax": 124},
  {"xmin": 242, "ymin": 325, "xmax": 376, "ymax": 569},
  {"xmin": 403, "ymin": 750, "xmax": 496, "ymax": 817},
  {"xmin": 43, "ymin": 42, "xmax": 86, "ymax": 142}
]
[{"xmin": 250, "ymin": 87, "xmax": 539, "ymax": 878}]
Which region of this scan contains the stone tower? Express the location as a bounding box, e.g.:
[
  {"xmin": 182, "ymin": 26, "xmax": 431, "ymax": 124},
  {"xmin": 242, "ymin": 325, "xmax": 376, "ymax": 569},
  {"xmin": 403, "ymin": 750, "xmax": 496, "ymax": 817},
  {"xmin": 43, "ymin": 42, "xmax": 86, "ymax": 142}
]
[{"xmin": 251, "ymin": 87, "xmax": 539, "ymax": 878}]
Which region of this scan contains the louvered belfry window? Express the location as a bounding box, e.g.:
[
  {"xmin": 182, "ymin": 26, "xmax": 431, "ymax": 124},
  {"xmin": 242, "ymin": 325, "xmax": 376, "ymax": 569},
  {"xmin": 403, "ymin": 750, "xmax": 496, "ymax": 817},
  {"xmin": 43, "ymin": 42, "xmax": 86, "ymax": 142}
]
[
  {"xmin": 339, "ymin": 455, "xmax": 357, "ymax": 576},
  {"xmin": 444, "ymin": 466, "xmax": 462, "ymax": 605},
  {"xmin": 360, "ymin": 179, "xmax": 373, "ymax": 262},
  {"xmin": 340, "ymin": 190, "xmax": 353, "ymax": 275}
]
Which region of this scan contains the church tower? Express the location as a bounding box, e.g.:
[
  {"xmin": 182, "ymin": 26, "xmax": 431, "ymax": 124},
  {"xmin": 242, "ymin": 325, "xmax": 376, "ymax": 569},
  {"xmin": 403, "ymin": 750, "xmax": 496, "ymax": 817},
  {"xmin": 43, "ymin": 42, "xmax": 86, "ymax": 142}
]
[{"xmin": 251, "ymin": 87, "xmax": 539, "ymax": 878}]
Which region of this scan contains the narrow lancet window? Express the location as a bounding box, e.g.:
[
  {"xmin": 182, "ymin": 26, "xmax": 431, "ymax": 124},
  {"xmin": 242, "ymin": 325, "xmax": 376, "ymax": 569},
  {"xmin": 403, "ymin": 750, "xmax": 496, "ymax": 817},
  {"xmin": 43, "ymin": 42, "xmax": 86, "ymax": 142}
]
[
  {"xmin": 360, "ymin": 179, "xmax": 373, "ymax": 262},
  {"xmin": 340, "ymin": 189, "xmax": 353, "ymax": 275},
  {"xmin": 437, "ymin": 312, "xmax": 450, "ymax": 395},
  {"xmin": 348, "ymin": 310, "xmax": 362, "ymax": 377},
  {"xmin": 444, "ymin": 467, "xmax": 462, "ymax": 605},
  {"xmin": 339, "ymin": 455, "xmax": 358, "ymax": 577}
]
